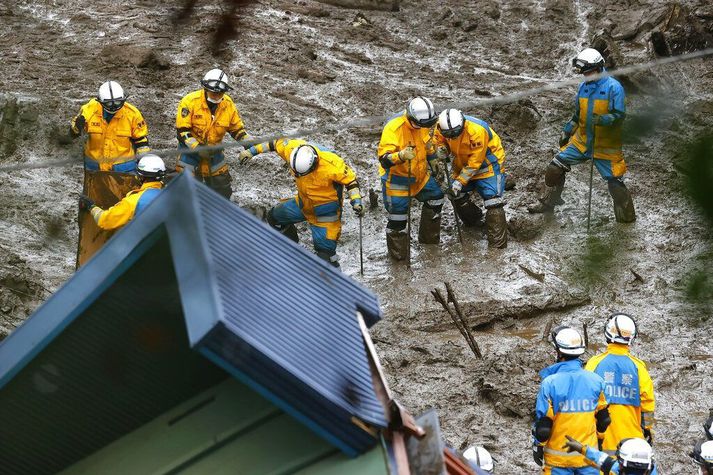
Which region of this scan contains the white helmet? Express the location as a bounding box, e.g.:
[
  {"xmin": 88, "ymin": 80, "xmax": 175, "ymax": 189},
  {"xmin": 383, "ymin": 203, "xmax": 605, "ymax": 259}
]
[
  {"xmin": 137, "ymin": 154, "xmax": 166, "ymax": 180},
  {"xmin": 290, "ymin": 144, "xmax": 318, "ymax": 176},
  {"xmin": 98, "ymin": 81, "xmax": 126, "ymax": 113},
  {"xmin": 463, "ymin": 445, "xmax": 494, "ymax": 472},
  {"xmin": 438, "ymin": 109, "xmax": 465, "ymax": 139},
  {"xmin": 617, "ymin": 438, "xmax": 653, "ymax": 474},
  {"xmin": 406, "ymin": 96, "xmax": 438, "ymax": 128},
  {"xmin": 605, "ymin": 313, "xmax": 637, "ymax": 345},
  {"xmin": 201, "ymin": 68, "xmax": 232, "ymax": 93},
  {"xmin": 572, "ymin": 48, "xmax": 605, "ymax": 74},
  {"xmin": 693, "ymin": 440, "xmax": 713, "ymax": 474},
  {"xmin": 551, "ymin": 326, "xmax": 586, "ymax": 356}
]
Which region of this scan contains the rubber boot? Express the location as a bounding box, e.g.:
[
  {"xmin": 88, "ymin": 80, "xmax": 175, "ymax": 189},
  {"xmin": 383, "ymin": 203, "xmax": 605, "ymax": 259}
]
[
  {"xmin": 418, "ymin": 205, "xmax": 442, "ymax": 244},
  {"xmin": 316, "ymin": 250, "xmax": 340, "ymax": 268},
  {"xmin": 608, "ymin": 179, "xmax": 636, "ymax": 223},
  {"xmin": 528, "ymin": 162, "xmax": 566, "ymax": 213},
  {"xmin": 386, "ymin": 229, "xmax": 409, "ymax": 261},
  {"xmin": 485, "ymin": 206, "xmax": 508, "ymax": 248},
  {"xmin": 452, "ymin": 194, "xmax": 483, "ymax": 227}
]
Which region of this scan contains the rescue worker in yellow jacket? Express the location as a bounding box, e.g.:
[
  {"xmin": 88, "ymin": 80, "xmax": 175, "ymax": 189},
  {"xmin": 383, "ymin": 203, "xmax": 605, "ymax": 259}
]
[
  {"xmin": 238, "ymin": 138, "xmax": 363, "ymax": 267},
  {"xmin": 585, "ymin": 313, "xmax": 655, "ymax": 454},
  {"xmin": 529, "ymin": 48, "xmax": 635, "ymax": 223},
  {"xmin": 378, "ymin": 97, "xmax": 444, "ymax": 260},
  {"xmin": 433, "ymin": 108, "xmax": 508, "ymax": 248},
  {"xmin": 79, "ymin": 154, "xmax": 165, "ymax": 231},
  {"xmin": 176, "ymin": 68, "xmax": 249, "ymax": 199},
  {"xmin": 70, "ymin": 81, "xmax": 150, "ymax": 172},
  {"xmin": 533, "ymin": 326, "xmax": 611, "ymax": 475}
]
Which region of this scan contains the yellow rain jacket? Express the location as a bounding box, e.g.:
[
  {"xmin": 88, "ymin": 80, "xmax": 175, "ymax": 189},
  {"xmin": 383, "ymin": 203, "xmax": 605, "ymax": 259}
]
[
  {"xmin": 433, "ymin": 115, "xmax": 506, "ymax": 185},
  {"xmin": 175, "ymin": 89, "xmax": 247, "ymax": 176},
  {"xmin": 535, "ymin": 359, "xmax": 609, "ymax": 468},
  {"xmin": 72, "ymin": 99, "xmax": 149, "ymax": 172},
  {"xmin": 90, "ymin": 181, "xmax": 163, "ymax": 231},
  {"xmin": 377, "ymin": 113, "xmax": 434, "ymax": 198},
  {"xmin": 253, "ymin": 138, "xmax": 359, "ymax": 240},
  {"xmin": 585, "ymin": 343, "xmax": 655, "ymax": 452}
]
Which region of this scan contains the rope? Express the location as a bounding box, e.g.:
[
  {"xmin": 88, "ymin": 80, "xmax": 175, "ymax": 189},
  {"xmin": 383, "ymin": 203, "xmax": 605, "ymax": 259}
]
[{"xmin": 1, "ymin": 47, "xmax": 711, "ymax": 173}]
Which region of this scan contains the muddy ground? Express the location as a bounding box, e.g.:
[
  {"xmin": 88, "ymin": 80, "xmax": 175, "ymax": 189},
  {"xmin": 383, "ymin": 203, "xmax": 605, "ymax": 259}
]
[{"xmin": 1, "ymin": 0, "xmax": 713, "ymax": 472}]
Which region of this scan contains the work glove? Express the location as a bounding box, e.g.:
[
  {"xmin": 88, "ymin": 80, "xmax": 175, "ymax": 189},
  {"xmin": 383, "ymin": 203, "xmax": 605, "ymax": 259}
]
[
  {"xmin": 643, "ymin": 428, "xmax": 653, "ymax": 445},
  {"xmin": 352, "ymin": 199, "xmax": 364, "ymax": 217},
  {"xmin": 532, "ymin": 445, "xmax": 543, "ymax": 466},
  {"xmin": 450, "ymin": 179, "xmax": 463, "ymax": 196},
  {"xmin": 238, "ymin": 149, "xmax": 254, "ymax": 165},
  {"xmin": 558, "ymin": 131, "xmax": 571, "ymax": 148},
  {"xmin": 398, "ymin": 146, "xmax": 416, "ymax": 162},
  {"xmin": 563, "ymin": 435, "xmax": 584, "ymax": 454},
  {"xmin": 705, "ymin": 409, "xmax": 713, "ymax": 440},
  {"xmin": 436, "ymin": 145, "xmax": 450, "ymax": 162},
  {"xmin": 78, "ymin": 194, "xmax": 95, "ymax": 211}
]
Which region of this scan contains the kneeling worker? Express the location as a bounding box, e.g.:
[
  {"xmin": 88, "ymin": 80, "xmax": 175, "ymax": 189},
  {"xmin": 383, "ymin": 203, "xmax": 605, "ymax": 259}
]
[{"xmin": 79, "ymin": 154, "xmax": 165, "ymax": 231}]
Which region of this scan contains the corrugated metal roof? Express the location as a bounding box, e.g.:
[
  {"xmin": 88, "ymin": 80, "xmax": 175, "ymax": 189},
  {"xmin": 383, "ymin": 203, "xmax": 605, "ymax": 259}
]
[{"xmin": 0, "ymin": 173, "xmax": 386, "ymax": 472}]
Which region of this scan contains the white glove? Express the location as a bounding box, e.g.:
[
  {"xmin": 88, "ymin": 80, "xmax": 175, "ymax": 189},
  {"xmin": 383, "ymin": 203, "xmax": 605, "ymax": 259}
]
[{"xmin": 450, "ymin": 180, "xmax": 463, "ymax": 195}]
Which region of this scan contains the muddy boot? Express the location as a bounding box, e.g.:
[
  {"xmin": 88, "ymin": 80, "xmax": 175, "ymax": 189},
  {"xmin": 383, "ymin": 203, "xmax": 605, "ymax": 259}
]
[
  {"xmin": 485, "ymin": 205, "xmax": 508, "ymax": 248},
  {"xmin": 418, "ymin": 205, "xmax": 442, "ymax": 244},
  {"xmin": 504, "ymin": 173, "xmax": 516, "ymax": 191},
  {"xmin": 608, "ymin": 178, "xmax": 636, "ymax": 223},
  {"xmin": 206, "ymin": 172, "xmax": 233, "ymax": 200},
  {"xmin": 452, "ymin": 194, "xmax": 483, "ymax": 227},
  {"xmin": 316, "ymin": 250, "xmax": 340, "ymax": 268},
  {"xmin": 528, "ymin": 162, "xmax": 567, "ymax": 213},
  {"xmin": 386, "ymin": 229, "xmax": 409, "ymax": 261}
]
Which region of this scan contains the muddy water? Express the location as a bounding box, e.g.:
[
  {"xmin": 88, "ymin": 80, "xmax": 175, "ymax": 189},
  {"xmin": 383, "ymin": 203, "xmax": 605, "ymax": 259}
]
[{"xmin": 1, "ymin": 0, "xmax": 713, "ymax": 472}]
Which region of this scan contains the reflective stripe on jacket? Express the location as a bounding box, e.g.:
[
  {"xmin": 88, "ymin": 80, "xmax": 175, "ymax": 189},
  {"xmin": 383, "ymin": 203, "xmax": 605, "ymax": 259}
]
[
  {"xmin": 585, "ymin": 344, "xmax": 655, "ymax": 452},
  {"xmin": 569, "ymin": 75, "xmax": 626, "ymax": 161},
  {"xmin": 377, "ymin": 113, "xmax": 433, "ymax": 196},
  {"xmin": 536, "ymin": 359, "xmax": 609, "ymax": 468},
  {"xmin": 433, "ymin": 115, "xmax": 506, "ymax": 185},
  {"xmin": 91, "ymin": 181, "xmax": 163, "ymax": 230},
  {"xmin": 75, "ymin": 99, "xmax": 148, "ymax": 171}
]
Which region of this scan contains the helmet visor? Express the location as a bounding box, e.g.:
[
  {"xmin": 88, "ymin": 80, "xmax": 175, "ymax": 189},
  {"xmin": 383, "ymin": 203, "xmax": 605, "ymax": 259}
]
[
  {"xmin": 441, "ymin": 124, "xmax": 464, "ymax": 139},
  {"xmin": 201, "ymin": 79, "xmax": 230, "ymax": 93},
  {"xmin": 101, "ymin": 99, "xmax": 125, "ymax": 113},
  {"xmin": 572, "ymin": 57, "xmax": 599, "ymax": 74}
]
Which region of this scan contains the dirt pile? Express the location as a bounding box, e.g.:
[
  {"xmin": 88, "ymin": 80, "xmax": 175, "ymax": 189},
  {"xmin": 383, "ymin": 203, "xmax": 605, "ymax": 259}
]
[{"xmin": 1, "ymin": 0, "xmax": 712, "ymax": 472}]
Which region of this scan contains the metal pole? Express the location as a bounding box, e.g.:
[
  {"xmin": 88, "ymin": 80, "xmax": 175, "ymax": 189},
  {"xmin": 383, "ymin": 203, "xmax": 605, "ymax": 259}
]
[
  {"xmin": 359, "ymin": 215, "xmax": 364, "ymax": 276},
  {"xmin": 406, "ymin": 150, "xmax": 412, "ymax": 269},
  {"xmin": 442, "ymin": 158, "xmax": 463, "ymax": 245},
  {"xmin": 586, "ymin": 128, "xmax": 596, "ymax": 233}
]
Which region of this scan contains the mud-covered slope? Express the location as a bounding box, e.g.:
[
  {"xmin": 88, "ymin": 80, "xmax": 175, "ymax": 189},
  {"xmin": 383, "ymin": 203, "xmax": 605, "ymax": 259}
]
[{"xmin": 1, "ymin": 0, "xmax": 712, "ymax": 472}]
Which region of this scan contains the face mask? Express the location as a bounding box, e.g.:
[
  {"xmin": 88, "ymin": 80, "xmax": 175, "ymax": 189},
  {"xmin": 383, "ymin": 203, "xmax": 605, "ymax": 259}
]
[{"xmin": 206, "ymin": 96, "xmax": 223, "ymax": 104}]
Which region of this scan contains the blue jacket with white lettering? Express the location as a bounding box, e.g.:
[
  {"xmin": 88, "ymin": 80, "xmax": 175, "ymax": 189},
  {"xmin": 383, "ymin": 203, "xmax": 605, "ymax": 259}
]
[{"xmin": 535, "ymin": 359, "xmax": 609, "ymax": 468}]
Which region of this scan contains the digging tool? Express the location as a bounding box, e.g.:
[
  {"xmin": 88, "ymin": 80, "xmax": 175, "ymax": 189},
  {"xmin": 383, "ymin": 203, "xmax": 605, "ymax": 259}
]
[
  {"xmin": 441, "ymin": 156, "xmax": 463, "ymax": 245},
  {"xmin": 359, "ymin": 215, "xmax": 364, "ymax": 276}
]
